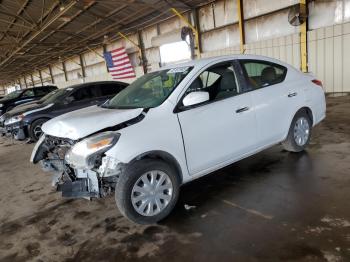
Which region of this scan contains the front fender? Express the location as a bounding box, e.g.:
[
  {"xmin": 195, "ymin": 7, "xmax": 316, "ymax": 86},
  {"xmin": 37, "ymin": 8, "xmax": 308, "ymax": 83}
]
[{"xmin": 30, "ymin": 135, "xmax": 47, "ymax": 163}]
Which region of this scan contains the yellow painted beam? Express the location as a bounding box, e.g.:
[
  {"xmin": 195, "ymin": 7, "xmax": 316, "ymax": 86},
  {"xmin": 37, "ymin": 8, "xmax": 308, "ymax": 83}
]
[
  {"xmin": 118, "ymin": 32, "xmax": 140, "ymax": 51},
  {"xmin": 300, "ymin": 0, "xmax": 308, "ymax": 72},
  {"xmin": 237, "ymin": 0, "xmax": 245, "ymax": 54},
  {"xmin": 118, "ymin": 31, "xmax": 144, "ymax": 70},
  {"xmin": 171, "ymin": 8, "xmax": 201, "ymax": 58}
]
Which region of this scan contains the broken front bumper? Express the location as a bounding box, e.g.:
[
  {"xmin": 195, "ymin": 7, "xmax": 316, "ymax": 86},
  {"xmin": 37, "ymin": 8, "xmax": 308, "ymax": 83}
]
[
  {"xmin": 57, "ymin": 169, "xmax": 100, "ymax": 198},
  {"xmin": 2, "ymin": 122, "xmax": 27, "ymax": 140},
  {"xmin": 31, "ymin": 135, "xmax": 122, "ymax": 199}
]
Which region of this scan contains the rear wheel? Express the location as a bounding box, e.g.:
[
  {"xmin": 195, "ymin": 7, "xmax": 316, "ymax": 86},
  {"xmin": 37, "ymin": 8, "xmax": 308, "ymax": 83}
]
[
  {"xmin": 282, "ymin": 111, "xmax": 312, "ymax": 152},
  {"xmin": 29, "ymin": 118, "xmax": 48, "ymax": 142},
  {"xmin": 115, "ymin": 159, "xmax": 180, "ymax": 224}
]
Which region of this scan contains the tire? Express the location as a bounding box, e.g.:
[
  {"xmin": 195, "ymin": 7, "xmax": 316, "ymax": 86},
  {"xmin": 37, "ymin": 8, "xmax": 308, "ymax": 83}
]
[
  {"xmin": 29, "ymin": 118, "xmax": 48, "ymax": 142},
  {"xmin": 282, "ymin": 110, "xmax": 312, "ymax": 152},
  {"xmin": 115, "ymin": 159, "xmax": 180, "ymax": 224}
]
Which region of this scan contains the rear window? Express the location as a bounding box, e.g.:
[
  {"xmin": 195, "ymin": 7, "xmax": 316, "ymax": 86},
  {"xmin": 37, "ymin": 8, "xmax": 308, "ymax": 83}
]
[
  {"xmin": 100, "ymin": 83, "xmax": 126, "ymax": 96},
  {"xmin": 71, "ymin": 87, "xmax": 94, "ymax": 101},
  {"xmin": 34, "ymin": 88, "xmax": 50, "ymax": 96},
  {"xmin": 240, "ymin": 60, "xmax": 287, "ymax": 89}
]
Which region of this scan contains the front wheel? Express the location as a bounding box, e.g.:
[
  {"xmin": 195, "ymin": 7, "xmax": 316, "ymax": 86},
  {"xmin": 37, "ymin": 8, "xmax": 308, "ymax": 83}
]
[
  {"xmin": 29, "ymin": 118, "xmax": 48, "ymax": 142},
  {"xmin": 282, "ymin": 111, "xmax": 312, "ymax": 152},
  {"xmin": 115, "ymin": 159, "xmax": 180, "ymax": 224}
]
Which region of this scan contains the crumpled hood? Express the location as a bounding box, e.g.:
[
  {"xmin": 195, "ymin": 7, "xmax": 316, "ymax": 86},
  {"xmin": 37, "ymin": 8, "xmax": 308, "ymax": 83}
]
[{"xmin": 42, "ymin": 105, "xmax": 144, "ymax": 140}]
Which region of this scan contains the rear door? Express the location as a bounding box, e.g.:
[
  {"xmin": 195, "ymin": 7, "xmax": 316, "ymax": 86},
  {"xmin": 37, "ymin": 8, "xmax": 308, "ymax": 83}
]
[
  {"xmin": 177, "ymin": 61, "xmax": 257, "ymax": 175},
  {"xmin": 239, "ymin": 60, "xmax": 300, "ymax": 147}
]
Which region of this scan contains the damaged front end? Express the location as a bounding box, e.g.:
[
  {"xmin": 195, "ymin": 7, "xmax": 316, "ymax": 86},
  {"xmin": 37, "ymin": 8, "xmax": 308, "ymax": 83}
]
[{"xmin": 31, "ymin": 133, "xmax": 123, "ymax": 199}]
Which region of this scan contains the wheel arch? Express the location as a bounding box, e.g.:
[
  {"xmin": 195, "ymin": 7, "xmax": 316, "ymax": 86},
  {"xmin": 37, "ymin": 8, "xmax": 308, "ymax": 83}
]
[
  {"xmin": 295, "ymin": 106, "xmax": 314, "ymax": 126},
  {"xmin": 28, "ymin": 116, "xmax": 51, "ymax": 128},
  {"xmin": 283, "ymin": 106, "xmax": 314, "ymax": 141},
  {"xmin": 129, "ymin": 150, "xmax": 184, "ymax": 184}
]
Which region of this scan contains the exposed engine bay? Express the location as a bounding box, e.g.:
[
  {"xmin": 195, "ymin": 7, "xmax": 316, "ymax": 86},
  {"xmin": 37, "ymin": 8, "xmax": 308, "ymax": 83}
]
[{"xmin": 32, "ymin": 135, "xmax": 122, "ymax": 198}]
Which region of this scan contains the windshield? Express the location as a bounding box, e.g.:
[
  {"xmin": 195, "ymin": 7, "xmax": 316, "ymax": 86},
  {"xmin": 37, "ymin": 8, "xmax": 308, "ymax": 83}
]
[
  {"xmin": 104, "ymin": 67, "xmax": 192, "ymax": 109},
  {"xmin": 3, "ymin": 90, "xmax": 23, "ymax": 99},
  {"xmin": 42, "ymin": 87, "xmax": 72, "ymax": 105}
]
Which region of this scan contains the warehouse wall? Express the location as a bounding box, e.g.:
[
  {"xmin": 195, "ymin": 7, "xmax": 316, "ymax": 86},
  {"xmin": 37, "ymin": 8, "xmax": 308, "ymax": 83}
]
[
  {"xmin": 308, "ymin": 22, "xmax": 350, "ymax": 93},
  {"xmin": 5, "ymin": 0, "xmax": 350, "ymax": 94}
]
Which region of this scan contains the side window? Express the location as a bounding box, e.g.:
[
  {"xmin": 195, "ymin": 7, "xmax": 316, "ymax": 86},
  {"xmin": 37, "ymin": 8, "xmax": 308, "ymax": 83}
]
[
  {"xmin": 184, "ymin": 63, "xmax": 239, "ymax": 102},
  {"xmin": 240, "ymin": 60, "xmax": 287, "ymax": 89},
  {"xmin": 71, "ymin": 87, "xmax": 93, "ymax": 101},
  {"xmin": 21, "ymin": 89, "xmax": 35, "ymax": 98},
  {"xmin": 89, "ymin": 85, "xmax": 102, "ymax": 98},
  {"xmin": 100, "ymin": 84, "xmax": 124, "ymax": 96},
  {"xmin": 34, "ymin": 88, "xmax": 49, "ymax": 96}
]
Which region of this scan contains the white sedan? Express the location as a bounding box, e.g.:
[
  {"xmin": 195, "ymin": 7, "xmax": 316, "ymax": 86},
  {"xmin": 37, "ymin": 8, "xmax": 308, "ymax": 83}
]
[{"xmin": 31, "ymin": 55, "xmax": 326, "ymax": 224}]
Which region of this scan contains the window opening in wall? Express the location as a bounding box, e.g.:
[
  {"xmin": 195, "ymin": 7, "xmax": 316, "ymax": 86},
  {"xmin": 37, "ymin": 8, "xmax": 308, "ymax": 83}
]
[{"xmin": 159, "ymin": 40, "xmax": 191, "ymax": 66}]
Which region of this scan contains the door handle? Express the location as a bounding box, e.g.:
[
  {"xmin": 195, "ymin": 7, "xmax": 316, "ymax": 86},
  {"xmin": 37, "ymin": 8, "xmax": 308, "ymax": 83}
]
[
  {"xmin": 236, "ymin": 106, "xmax": 249, "ymax": 113},
  {"xmin": 288, "ymin": 92, "xmax": 297, "ymax": 97}
]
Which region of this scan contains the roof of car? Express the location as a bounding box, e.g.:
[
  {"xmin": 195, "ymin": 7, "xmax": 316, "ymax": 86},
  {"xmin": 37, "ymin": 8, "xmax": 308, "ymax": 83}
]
[
  {"xmin": 26, "ymin": 85, "xmax": 57, "ymax": 90},
  {"xmin": 160, "ymin": 54, "xmax": 291, "ymax": 70},
  {"xmin": 65, "ymin": 80, "xmax": 128, "ymax": 90}
]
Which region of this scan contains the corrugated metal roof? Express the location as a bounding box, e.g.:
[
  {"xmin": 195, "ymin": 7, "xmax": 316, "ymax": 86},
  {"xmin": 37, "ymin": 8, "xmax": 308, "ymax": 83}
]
[{"xmin": 0, "ymin": 0, "xmax": 211, "ymax": 85}]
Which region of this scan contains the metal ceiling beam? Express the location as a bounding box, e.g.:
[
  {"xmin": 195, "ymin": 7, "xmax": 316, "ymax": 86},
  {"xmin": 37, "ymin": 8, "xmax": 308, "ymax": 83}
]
[
  {"xmin": 0, "ymin": 0, "xmax": 78, "ymax": 68},
  {"xmin": 0, "ymin": 0, "xmax": 62, "ymax": 64},
  {"xmin": 0, "ymin": 0, "xmax": 30, "ymax": 42},
  {"xmin": 21, "ymin": 3, "xmax": 130, "ymax": 67},
  {"xmin": 0, "ymin": 0, "xmax": 201, "ymax": 83},
  {"xmin": 24, "ymin": 0, "xmax": 97, "ymax": 55}
]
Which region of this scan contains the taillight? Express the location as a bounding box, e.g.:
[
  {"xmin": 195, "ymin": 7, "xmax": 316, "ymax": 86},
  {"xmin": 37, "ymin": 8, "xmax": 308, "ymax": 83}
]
[{"xmin": 311, "ymin": 79, "xmax": 323, "ymax": 88}]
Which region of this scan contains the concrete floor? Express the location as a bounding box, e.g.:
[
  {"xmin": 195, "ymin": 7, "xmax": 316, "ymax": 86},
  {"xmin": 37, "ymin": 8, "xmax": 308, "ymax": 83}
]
[{"xmin": 0, "ymin": 95, "xmax": 349, "ymax": 262}]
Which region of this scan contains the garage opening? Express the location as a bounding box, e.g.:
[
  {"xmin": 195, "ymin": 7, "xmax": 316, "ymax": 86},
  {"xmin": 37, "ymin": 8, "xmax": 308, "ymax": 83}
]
[{"xmin": 159, "ymin": 40, "xmax": 191, "ymax": 66}]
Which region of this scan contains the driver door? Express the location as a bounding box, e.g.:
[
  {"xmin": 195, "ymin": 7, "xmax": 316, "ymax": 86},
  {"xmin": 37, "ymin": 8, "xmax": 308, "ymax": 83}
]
[{"xmin": 177, "ymin": 62, "xmax": 257, "ymax": 175}]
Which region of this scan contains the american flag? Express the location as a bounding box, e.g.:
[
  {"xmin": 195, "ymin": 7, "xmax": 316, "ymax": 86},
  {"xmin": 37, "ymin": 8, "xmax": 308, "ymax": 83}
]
[{"xmin": 103, "ymin": 47, "xmax": 136, "ymax": 80}]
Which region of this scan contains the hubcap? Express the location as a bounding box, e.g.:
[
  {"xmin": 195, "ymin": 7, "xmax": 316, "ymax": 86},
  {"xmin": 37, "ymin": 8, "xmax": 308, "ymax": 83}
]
[
  {"xmin": 33, "ymin": 125, "xmax": 43, "ymax": 139},
  {"xmin": 293, "ymin": 117, "xmax": 310, "ymax": 146},
  {"xmin": 131, "ymin": 170, "xmax": 173, "ymax": 216}
]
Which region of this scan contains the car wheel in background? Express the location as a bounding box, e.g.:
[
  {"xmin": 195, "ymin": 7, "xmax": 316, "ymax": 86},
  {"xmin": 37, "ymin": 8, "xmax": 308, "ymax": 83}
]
[
  {"xmin": 115, "ymin": 159, "xmax": 180, "ymax": 224},
  {"xmin": 29, "ymin": 118, "xmax": 48, "ymax": 142},
  {"xmin": 282, "ymin": 110, "xmax": 312, "ymax": 152}
]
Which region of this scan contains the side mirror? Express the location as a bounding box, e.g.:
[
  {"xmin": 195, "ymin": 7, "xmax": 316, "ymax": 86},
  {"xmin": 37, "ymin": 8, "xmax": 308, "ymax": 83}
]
[{"xmin": 182, "ymin": 91, "xmax": 209, "ymax": 107}]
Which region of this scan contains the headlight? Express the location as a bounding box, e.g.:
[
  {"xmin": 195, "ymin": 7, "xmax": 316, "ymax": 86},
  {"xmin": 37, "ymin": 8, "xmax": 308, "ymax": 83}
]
[
  {"xmin": 0, "ymin": 104, "xmax": 3, "ymax": 108},
  {"xmin": 4, "ymin": 114, "xmax": 24, "ymax": 126},
  {"xmin": 65, "ymin": 132, "xmax": 120, "ymax": 169}
]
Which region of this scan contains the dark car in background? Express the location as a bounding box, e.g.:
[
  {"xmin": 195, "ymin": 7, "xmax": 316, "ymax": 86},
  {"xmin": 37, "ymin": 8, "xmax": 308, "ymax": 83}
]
[
  {"xmin": 1, "ymin": 81, "xmax": 127, "ymax": 141},
  {"xmin": 0, "ymin": 85, "xmax": 57, "ymax": 115}
]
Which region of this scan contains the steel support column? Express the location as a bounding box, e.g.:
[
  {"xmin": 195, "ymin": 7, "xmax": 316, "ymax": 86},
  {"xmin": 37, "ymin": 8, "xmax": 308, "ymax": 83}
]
[
  {"xmin": 300, "ymin": 0, "xmax": 308, "ymax": 72},
  {"xmin": 38, "ymin": 70, "xmax": 44, "ymax": 86},
  {"xmin": 23, "ymin": 76, "xmax": 28, "ymax": 88},
  {"xmin": 192, "ymin": 8, "xmax": 202, "ymax": 56},
  {"xmin": 137, "ymin": 30, "xmax": 148, "ymax": 74},
  {"xmin": 62, "ymin": 62, "xmax": 68, "ymax": 82},
  {"xmin": 237, "ymin": 0, "xmax": 245, "ymax": 54},
  {"xmin": 48, "ymin": 65, "xmax": 54, "ymax": 84},
  {"xmin": 30, "ymin": 74, "xmax": 35, "ymax": 87},
  {"xmin": 79, "ymin": 54, "xmax": 86, "ymax": 78},
  {"xmin": 171, "ymin": 8, "xmax": 200, "ymax": 58},
  {"xmin": 18, "ymin": 79, "xmax": 22, "ymax": 89}
]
